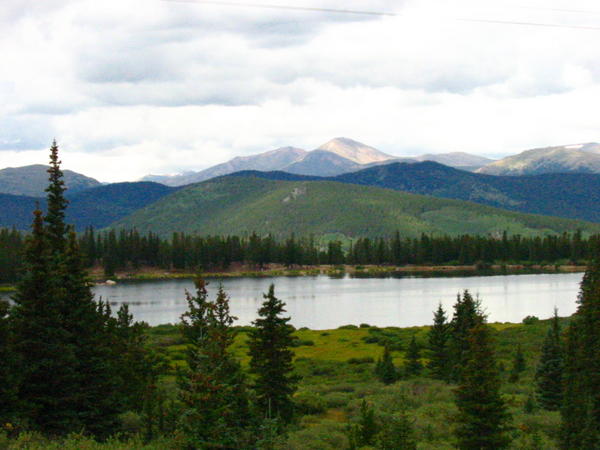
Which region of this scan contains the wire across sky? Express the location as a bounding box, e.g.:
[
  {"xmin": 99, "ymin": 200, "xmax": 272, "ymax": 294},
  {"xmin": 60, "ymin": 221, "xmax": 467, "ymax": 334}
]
[{"xmin": 161, "ymin": 0, "xmax": 600, "ymax": 31}]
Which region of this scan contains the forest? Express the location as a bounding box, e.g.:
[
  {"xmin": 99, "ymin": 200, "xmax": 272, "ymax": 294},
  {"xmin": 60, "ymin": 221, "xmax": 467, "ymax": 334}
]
[
  {"xmin": 0, "ymin": 226, "xmax": 597, "ymax": 284},
  {"xmin": 1, "ymin": 144, "xmax": 600, "ymax": 449}
]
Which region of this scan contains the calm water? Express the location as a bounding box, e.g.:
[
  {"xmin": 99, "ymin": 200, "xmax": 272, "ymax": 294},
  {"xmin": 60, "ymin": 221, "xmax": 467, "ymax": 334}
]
[{"xmin": 80, "ymin": 273, "xmax": 583, "ymax": 328}]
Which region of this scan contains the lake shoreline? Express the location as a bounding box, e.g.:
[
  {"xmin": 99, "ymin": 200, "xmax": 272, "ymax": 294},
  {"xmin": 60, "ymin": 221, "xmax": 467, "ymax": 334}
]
[{"xmin": 91, "ymin": 262, "xmax": 586, "ymax": 284}]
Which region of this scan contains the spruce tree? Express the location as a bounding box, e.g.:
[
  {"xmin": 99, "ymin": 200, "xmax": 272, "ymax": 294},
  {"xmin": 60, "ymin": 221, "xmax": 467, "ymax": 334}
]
[
  {"xmin": 449, "ymin": 290, "xmax": 481, "ymax": 382},
  {"xmin": 248, "ymin": 284, "xmax": 299, "ymax": 423},
  {"xmin": 179, "ymin": 280, "xmax": 251, "ymax": 448},
  {"xmin": 375, "ymin": 344, "xmax": 398, "ymax": 385},
  {"xmin": 11, "ymin": 207, "xmax": 80, "ymax": 435},
  {"xmin": 428, "ymin": 303, "xmax": 450, "ymax": 381},
  {"xmin": 11, "ymin": 143, "xmax": 122, "ymax": 437},
  {"xmin": 508, "ymin": 344, "xmax": 526, "ymax": 382},
  {"xmin": 0, "ymin": 300, "xmax": 17, "ymax": 424},
  {"xmin": 454, "ymin": 321, "xmax": 512, "ymax": 449},
  {"xmin": 535, "ymin": 309, "xmax": 563, "ymax": 411},
  {"xmin": 405, "ymin": 335, "xmax": 422, "ymax": 377},
  {"xmin": 561, "ymin": 262, "xmax": 600, "ymax": 448}
]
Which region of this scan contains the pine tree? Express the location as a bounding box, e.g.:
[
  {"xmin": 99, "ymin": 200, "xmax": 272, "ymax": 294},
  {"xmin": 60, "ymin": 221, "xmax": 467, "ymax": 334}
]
[
  {"xmin": 376, "ymin": 409, "xmax": 417, "ymax": 450},
  {"xmin": 535, "ymin": 309, "xmax": 563, "ymax": 411},
  {"xmin": 449, "ymin": 290, "xmax": 482, "ymax": 382},
  {"xmin": 347, "ymin": 400, "xmax": 378, "ymax": 449},
  {"xmin": 11, "ymin": 207, "xmax": 80, "ymax": 435},
  {"xmin": 561, "ymin": 262, "xmax": 600, "ymax": 448},
  {"xmin": 405, "ymin": 335, "xmax": 422, "ymax": 377},
  {"xmin": 248, "ymin": 284, "xmax": 299, "ymax": 423},
  {"xmin": 45, "ymin": 140, "xmax": 68, "ymax": 256},
  {"xmin": 454, "ymin": 321, "xmax": 512, "ymax": 449},
  {"xmin": 374, "ymin": 344, "xmax": 398, "ymax": 385},
  {"xmin": 508, "ymin": 344, "xmax": 526, "ymax": 382},
  {"xmin": 428, "ymin": 303, "xmax": 450, "ymax": 381},
  {"xmin": 0, "ymin": 300, "xmax": 17, "ymax": 424},
  {"xmin": 179, "ymin": 280, "xmax": 251, "ymax": 448}
]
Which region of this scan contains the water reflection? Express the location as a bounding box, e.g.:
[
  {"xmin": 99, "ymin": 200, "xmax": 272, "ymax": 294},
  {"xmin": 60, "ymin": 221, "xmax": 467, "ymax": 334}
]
[{"xmin": 88, "ymin": 273, "xmax": 583, "ymax": 328}]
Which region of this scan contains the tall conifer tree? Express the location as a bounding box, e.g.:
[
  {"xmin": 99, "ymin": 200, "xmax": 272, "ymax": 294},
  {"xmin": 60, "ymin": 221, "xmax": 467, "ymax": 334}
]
[
  {"xmin": 248, "ymin": 284, "xmax": 299, "ymax": 423},
  {"xmin": 561, "ymin": 262, "xmax": 600, "ymax": 448},
  {"xmin": 428, "ymin": 303, "xmax": 450, "ymax": 381},
  {"xmin": 454, "ymin": 321, "xmax": 512, "ymax": 449},
  {"xmin": 535, "ymin": 309, "xmax": 563, "ymax": 411},
  {"xmin": 449, "ymin": 290, "xmax": 481, "ymax": 382},
  {"xmin": 405, "ymin": 336, "xmax": 422, "ymax": 377},
  {"xmin": 375, "ymin": 345, "xmax": 398, "ymax": 385},
  {"xmin": 0, "ymin": 300, "xmax": 17, "ymax": 424}
]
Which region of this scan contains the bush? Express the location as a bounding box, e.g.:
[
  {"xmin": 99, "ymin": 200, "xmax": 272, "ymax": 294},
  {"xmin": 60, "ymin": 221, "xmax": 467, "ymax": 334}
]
[
  {"xmin": 338, "ymin": 325, "xmax": 358, "ymax": 330},
  {"xmin": 295, "ymin": 391, "xmax": 326, "ymax": 415},
  {"xmin": 359, "ymin": 323, "xmax": 371, "ymax": 328},
  {"xmin": 347, "ymin": 357, "xmax": 375, "ymax": 365},
  {"xmin": 522, "ymin": 316, "xmax": 540, "ymax": 325}
]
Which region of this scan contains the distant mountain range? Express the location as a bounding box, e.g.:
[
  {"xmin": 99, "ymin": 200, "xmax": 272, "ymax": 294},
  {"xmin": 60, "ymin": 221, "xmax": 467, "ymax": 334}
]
[
  {"xmin": 142, "ymin": 137, "xmax": 495, "ymax": 186},
  {"xmin": 231, "ymin": 161, "xmax": 600, "ymax": 223},
  {"xmin": 478, "ymin": 143, "xmax": 600, "ymax": 176},
  {"xmin": 0, "ymin": 182, "xmax": 175, "ymax": 230},
  {"xmin": 0, "ymin": 164, "xmax": 101, "ymax": 197},
  {"xmin": 112, "ymin": 175, "xmax": 600, "ymax": 238}
]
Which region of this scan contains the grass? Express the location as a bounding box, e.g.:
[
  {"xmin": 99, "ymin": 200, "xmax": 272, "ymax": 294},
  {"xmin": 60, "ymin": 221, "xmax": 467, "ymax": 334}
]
[{"xmin": 3, "ymin": 316, "xmax": 565, "ymax": 448}]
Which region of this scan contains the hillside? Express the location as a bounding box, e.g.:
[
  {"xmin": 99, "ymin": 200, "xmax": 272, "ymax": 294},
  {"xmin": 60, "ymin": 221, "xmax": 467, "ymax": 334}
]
[
  {"xmin": 232, "ymin": 161, "xmax": 600, "ymax": 223},
  {"xmin": 0, "ymin": 182, "xmax": 175, "ymax": 230},
  {"xmin": 478, "ymin": 143, "xmax": 600, "ymax": 175},
  {"xmin": 111, "ymin": 175, "xmax": 600, "ymax": 238},
  {"xmin": 0, "ymin": 164, "xmax": 101, "ymax": 196}
]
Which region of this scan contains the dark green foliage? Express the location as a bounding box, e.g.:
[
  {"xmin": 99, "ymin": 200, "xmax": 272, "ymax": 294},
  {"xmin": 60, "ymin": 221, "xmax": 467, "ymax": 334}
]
[
  {"xmin": 248, "ymin": 284, "xmax": 299, "ymax": 423},
  {"xmin": 178, "ymin": 280, "xmax": 251, "ymax": 448},
  {"xmin": 9, "ymin": 143, "xmax": 129, "ymax": 438},
  {"xmin": 11, "ymin": 207, "xmax": 81, "ymax": 435},
  {"xmin": 0, "ymin": 300, "xmax": 17, "ymax": 424},
  {"xmin": 508, "ymin": 344, "xmax": 526, "ymax": 382},
  {"xmin": 454, "ymin": 322, "xmax": 512, "ymax": 449},
  {"xmin": 448, "ymin": 290, "xmax": 482, "ymax": 382},
  {"xmin": 535, "ymin": 309, "xmax": 563, "ymax": 411},
  {"xmin": 374, "ymin": 345, "xmax": 398, "ymax": 385},
  {"xmin": 405, "ymin": 336, "xmax": 422, "ymax": 377},
  {"xmin": 428, "ymin": 303, "xmax": 450, "ymax": 381},
  {"xmin": 347, "ymin": 400, "xmax": 378, "ymax": 449},
  {"xmin": 376, "ymin": 410, "xmax": 417, "ymax": 450},
  {"xmin": 561, "ymin": 262, "xmax": 600, "ymax": 448}
]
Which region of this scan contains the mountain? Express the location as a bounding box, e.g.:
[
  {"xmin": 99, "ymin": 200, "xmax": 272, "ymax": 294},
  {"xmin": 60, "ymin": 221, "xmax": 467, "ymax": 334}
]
[
  {"xmin": 231, "ymin": 161, "xmax": 600, "ymax": 223},
  {"xmin": 143, "ymin": 147, "xmax": 307, "ymax": 186},
  {"xmin": 0, "ymin": 164, "xmax": 101, "ymax": 197},
  {"xmin": 0, "ymin": 182, "xmax": 175, "ymax": 230},
  {"xmin": 284, "ymin": 150, "xmax": 361, "ymax": 176},
  {"xmin": 415, "ymin": 152, "xmax": 495, "ymax": 171},
  {"xmin": 111, "ymin": 175, "xmax": 600, "ymax": 238},
  {"xmin": 316, "ymin": 137, "xmax": 395, "ymax": 164},
  {"xmin": 477, "ymin": 143, "xmax": 600, "ymax": 176}
]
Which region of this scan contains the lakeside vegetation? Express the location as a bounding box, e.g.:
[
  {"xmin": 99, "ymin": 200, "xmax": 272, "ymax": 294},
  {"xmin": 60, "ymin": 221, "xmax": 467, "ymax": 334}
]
[{"xmin": 3, "ymin": 143, "xmax": 600, "ymax": 449}]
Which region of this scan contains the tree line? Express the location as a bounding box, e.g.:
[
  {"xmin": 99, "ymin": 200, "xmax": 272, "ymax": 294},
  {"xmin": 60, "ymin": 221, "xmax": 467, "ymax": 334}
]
[{"xmin": 1, "ymin": 226, "xmax": 598, "ymax": 283}]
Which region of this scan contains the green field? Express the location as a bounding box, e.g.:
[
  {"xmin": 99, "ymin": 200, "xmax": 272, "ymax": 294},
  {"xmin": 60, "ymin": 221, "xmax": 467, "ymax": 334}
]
[{"xmin": 111, "ymin": 176, "xmax": 600, "ymax": 239}]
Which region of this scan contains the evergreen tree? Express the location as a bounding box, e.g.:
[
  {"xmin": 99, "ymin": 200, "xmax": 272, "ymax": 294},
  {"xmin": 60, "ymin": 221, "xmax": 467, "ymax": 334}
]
[
  {"xmin": 428, "ymin": 303, "xmax": 450, "ymax": 381},
  {"xmin": 11, "ymin": 207, "xmax": 80, "ymax": 435},
  {"xmin": 374, "ymin": 344, "xmax": 398, "ymax": 385},
  {"xmin": 11, "ymin": 143, "xmax": 123, "ymax": 437},
  {"xmin": 179, "ymin": 280, "xmax": 251, "ymax": 448},
  {"xmin": 561, "ymin": 262, "xmax": 600, "ymax": 448},
  {"xmin": 248, "ymin": 284, "xmax": 299, "ymax": 423},
  {"xmin": 405, "ymin": 335, "xmax": 422, "ymax": 377},
  {"xmin": 0, "ymin": 300, "xmax": 17, "ymax": 424},
  {"xmin": 535, "ymin": 309, "xmax": 563, "ymax": 411},
  {"xmin": 508, "ymin": 344, "xmax": 526, "ymax": 382},
  {"xmin": 376, "ymin": 409, "xmax": 417, "ymax": 450},
  {"xmin": 449, "ymin": 290, "xmax": 482, "ymax": 382},
  {"xmin": 454, "ymin": 321, "xmax": 512, "ymax": 449},
  {"xmin": 347, "ymin": 400, "xmax": 378, "ymax": 449}
]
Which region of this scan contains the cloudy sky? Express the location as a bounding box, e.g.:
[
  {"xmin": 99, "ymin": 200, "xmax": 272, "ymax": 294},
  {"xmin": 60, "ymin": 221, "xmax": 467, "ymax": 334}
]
[{"xmin": 1, "ymin": 0, "xmax": 600, "ymax": 182}]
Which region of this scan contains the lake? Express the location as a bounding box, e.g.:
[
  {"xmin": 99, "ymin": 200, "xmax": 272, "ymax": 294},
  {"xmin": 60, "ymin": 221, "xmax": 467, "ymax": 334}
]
[{"xmin": 84, "ymin": 272, "xmax": 583, "ymax": 328}]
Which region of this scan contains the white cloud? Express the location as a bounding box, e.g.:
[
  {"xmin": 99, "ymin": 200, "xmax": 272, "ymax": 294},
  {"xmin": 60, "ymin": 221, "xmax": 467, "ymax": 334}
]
[{"xmin": 1, "ymin": 0, "xmax": 600, "ymax": 181}]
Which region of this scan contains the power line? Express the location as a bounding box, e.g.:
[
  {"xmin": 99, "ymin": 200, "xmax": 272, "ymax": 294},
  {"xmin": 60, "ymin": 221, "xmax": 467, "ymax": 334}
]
[{"xmin": 160, "ymin": 0, "xmax": 600, "ymax": 31}]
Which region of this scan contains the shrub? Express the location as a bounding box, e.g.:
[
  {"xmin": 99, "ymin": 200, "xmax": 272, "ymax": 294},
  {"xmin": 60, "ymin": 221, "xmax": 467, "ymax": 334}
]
[
  {"xmin": 295, "ymin": 391, "xmax": 326, "ymax": 415},
  {"xmin": 522, "ymin": 315, "xmax": 540, "ymax": 325}
]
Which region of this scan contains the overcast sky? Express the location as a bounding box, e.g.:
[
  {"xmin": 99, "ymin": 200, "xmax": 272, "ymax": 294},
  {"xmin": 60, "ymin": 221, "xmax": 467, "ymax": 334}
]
[{"xmin": 2, "ymin": 0, "xmax": 600, "ymax": 182}]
